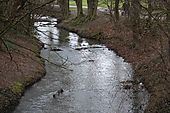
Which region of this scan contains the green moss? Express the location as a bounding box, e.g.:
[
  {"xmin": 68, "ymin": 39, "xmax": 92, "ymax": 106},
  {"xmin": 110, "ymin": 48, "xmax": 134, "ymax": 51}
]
[
  {"xmin": 3, "ymin": 41, "xmax": 16, "ymax": 51},
  {"xmin": 10, "ymin": 82, "xmax": 24, "ymax": 95}
]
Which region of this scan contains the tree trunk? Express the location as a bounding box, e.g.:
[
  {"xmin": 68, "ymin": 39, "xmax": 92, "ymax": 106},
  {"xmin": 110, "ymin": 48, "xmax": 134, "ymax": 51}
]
[
  {"xmin": 127, "ymin": 0, "xmax": 130, "ymax": 18},
  {"xmin": 115, "ymin": 0, "xmax": 119, "ymax": 21},
  {"xmin": 75, "ymin": 0, "xmax": 83, "ymax": 17},
  {"xmin": 123, "ymin": 0, "xmax": 130, "ymax": 17},
  {"xmin": 130, "ymin": 0, "xmax": 141, "ymax": 43},
  {"xmin": 87, "ymin": 0, "xmax": 98, "ymax": 19},
  {"xmin": 0, "ymin": 39, "xmax": 2, "ymax": 50},
  {"xmin": 130, "ymin": 0, "xmax": 140, "ymax": 24},
  {"xmin": 0, "ymin": 1, "xmax": 7, "ymax": 50},
  {"xmin": 165, "ymin": 1, "xmax": 170, "ymax": 22},
  {"xmin": 147, "ymin": 0, "xmax": 152, "ymax": 22},
  {"xmin": 10, "ymin": 0, "xmax": 21, "ymax": 18},
  {"xmin": 165, "ymin": 1, "xmax": 170, "ymax": 56},
  {"xmin": 58, "ymin": 0, "xmax": 69, "ymax": 19}
]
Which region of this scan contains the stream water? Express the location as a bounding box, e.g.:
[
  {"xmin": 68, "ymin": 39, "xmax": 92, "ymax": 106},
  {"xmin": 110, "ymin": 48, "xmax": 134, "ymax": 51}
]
[{"xmin": 13, "ymin": 16, "xmax": 148, "ymax": 113}]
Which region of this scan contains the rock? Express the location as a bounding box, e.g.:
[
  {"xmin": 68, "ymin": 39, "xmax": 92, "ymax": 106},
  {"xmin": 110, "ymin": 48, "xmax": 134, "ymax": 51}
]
[
  {"xmin": 88, "ymin": 60, "xmax": 95, "ymax": 62},
  {"xmin": 120, "ymin": 80, "xmax": 133, "ymax": 90},
  {"xmin": 53, "ymin": 88, "xmax": 64, "ymax": 98},
  {"xmin": 43, "ymin": 47, "xmax": 48, "ymax": 49},
  {"xmin": 51, "ymin": 48, "xmax": 63, "ymax": 51},
  {"xmin": 53, "ymin": 94, "xmax": 56, "ymax": 98},
  {"xmin": 57, "ymin": 88, "xmax": 64, "ymax": 96},
  {"xmin": 123, "ymin": 85, "xmax": 132, "ymax": 89},
  {"xmin": 75, "ymin": 45, "xmax": 103, "ymax": 51}
]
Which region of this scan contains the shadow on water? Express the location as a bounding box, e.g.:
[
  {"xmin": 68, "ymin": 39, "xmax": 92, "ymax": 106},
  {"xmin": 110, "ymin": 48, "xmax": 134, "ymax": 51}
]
[{"xmin": 14, "ymin": 16, "xmax": 149, "ymax": 113}]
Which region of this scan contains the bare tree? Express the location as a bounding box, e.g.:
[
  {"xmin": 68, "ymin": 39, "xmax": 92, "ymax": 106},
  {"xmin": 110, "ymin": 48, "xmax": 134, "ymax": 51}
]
[
  {"xmin": 87, "ymin": 0, "xmax": 98, "ymax": 19},
  {"xmin": 75, "ymin": 0, "xmax": 83, "ymax": 17},
  {"xmin": 58, "ymin": 0, "xmax": 69, "ymax": 19},
  {"xmin": 115, "ymin": 0, "xmax": 120, "ymax": 21},
  {"xmin": 130, "ymin": 0, "xmax": 141, "ymax": 44},
  {"xmin": 147, "ymin": 0, "xmax": 153, "ymax": 22}
]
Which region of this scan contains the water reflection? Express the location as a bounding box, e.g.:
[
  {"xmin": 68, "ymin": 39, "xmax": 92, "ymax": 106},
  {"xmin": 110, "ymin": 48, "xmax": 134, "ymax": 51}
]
[
  {"xmin": 14, "ymin": 17, "xmax": 148, "ymax": 113},
  {"xmin": 58, "ymin": 29, "xmax": 69, "ymax": 47},
  {"xmin": 69, "ymin": 33, "xmax": 79, "ymax": 48}
]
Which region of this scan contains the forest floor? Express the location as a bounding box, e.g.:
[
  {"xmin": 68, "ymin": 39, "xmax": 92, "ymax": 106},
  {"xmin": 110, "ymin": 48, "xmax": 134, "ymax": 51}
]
[
  {"xmin": 0, "ymin": 31, "xmax": 45, "ymax": 113},
  {"xmin": 58, "ymin": 13, "xmax": 170, "ymax": 113}
]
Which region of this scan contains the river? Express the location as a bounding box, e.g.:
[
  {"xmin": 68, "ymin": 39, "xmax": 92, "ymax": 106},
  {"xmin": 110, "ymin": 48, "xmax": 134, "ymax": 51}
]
[{"xmin": 13, "ymin": 16, "xmax": 148, "ymax": 113}]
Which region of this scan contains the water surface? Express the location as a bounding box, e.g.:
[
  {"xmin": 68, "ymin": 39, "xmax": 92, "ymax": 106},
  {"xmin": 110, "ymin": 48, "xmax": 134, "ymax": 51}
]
[{"xmin": 14, "ymin": 16, "xmax": 148, "ymax": 113}]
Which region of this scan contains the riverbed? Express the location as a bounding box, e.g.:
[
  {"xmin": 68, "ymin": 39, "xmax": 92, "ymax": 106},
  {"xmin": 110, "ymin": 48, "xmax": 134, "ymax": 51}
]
[{"xmin": 13, "ymin": 16, "xmax": 148, "ymax": 113}]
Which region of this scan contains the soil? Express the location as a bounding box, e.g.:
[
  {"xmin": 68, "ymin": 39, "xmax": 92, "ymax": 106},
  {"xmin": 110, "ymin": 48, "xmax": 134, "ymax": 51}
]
[
  {"xmin": 58, "ymin": 14, "xmax": 170, "ymax": 113},
  {"xmin": 0, "ymin": 32, "xmax": 46, "ymax": 113}
]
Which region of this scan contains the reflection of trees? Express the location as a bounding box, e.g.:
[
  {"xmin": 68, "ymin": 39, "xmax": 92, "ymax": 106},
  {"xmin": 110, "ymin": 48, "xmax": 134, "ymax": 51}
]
[
  {"xmin": 58, "ymin": 29, "xmax": 69, "ymax": 46},
  {"xmin": 48, "ymin": 28, "xmax": 54, "ymax": 50},
  {"xmin": 78, "ymin": 37, "xmax": 83, "ymax": 44},
  {"xmin": 132, "ymin": 85, "xmax": 141, "ymax": 113},
  {"xmin": 132, "ymin": 83, "xmax": 146, "ymax": 113}
]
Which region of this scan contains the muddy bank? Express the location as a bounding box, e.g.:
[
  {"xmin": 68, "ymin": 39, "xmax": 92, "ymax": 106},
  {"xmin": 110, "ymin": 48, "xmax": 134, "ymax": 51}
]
[
  {"xmin": 0, "ymin": 33, "xmax": 46, "ymax": 113},
  {"xmin": 58, "ymin": 16, "xmax": 170, "ymax": 113}
]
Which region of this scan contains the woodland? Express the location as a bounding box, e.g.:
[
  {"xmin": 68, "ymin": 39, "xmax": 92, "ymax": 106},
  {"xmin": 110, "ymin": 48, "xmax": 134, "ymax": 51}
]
[{"xmin": 0, "ymin": 0, "xmax": 170, "ymax": 113}]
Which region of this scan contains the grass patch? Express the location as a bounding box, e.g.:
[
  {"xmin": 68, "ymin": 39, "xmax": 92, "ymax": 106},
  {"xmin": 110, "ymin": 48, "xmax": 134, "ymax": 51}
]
[
  {"xmin": 69, "ymin": 0, "xmax": 87, "ymax": 6},
  {"xmin": 10, "ymin": 82, "xmax": 24, "ymax": 95}
]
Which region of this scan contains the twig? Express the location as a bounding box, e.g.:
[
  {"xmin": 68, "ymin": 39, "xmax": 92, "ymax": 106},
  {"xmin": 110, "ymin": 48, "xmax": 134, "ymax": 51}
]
[{"xmin": 0, "ymin": 0, "xmax": 56, "ymax": 59}]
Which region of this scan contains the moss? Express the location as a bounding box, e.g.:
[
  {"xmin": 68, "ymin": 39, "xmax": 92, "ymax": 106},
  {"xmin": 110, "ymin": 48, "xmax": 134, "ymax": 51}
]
[
  {"xmin": 10, "ymin": 82, "xmax": 24, "ymax": 96},
  {"xmin": 2, "ymin": 41, "xmax": 16, "ymax": 51}
]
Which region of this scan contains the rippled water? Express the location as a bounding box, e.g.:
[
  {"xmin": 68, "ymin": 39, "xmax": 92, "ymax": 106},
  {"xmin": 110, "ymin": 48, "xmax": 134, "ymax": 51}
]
[{"xmin": 14, "ymin": 16, "xmax": 148, "ymax": 113}]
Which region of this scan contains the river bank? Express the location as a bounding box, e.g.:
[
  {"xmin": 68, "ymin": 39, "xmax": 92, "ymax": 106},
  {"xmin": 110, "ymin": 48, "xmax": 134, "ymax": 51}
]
[
  {"xmin": 0, "ymin": 32, "xmax": 46, "ymax": 113},
  {"xmin": 58, "ymin": 15, "xmax": 170, "ymax": 113}
]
